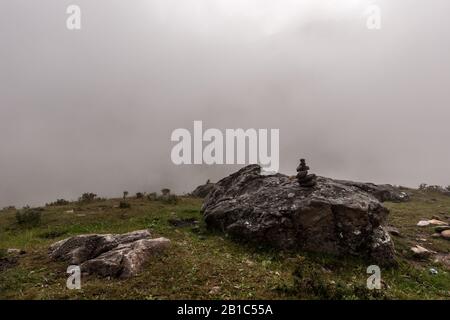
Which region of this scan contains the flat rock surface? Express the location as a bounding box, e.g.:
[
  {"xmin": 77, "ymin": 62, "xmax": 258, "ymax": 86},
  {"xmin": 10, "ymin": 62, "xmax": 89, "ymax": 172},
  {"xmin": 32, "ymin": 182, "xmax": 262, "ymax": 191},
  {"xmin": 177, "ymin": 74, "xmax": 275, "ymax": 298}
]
[
  {"xmin": 202, "ymin": 164, "xmax": 395, "ymax": 264},
  {"xmin": 49, "ymin": 230, "xmax": 170, "ymax": 278}
]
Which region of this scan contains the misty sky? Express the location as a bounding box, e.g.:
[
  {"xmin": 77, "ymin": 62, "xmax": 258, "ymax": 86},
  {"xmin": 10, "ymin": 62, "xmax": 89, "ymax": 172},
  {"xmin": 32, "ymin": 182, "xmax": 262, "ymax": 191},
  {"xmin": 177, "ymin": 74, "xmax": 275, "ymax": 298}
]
[{"xmin": 1, "ymin": 0, "xmax": 450, "ymax": 207}]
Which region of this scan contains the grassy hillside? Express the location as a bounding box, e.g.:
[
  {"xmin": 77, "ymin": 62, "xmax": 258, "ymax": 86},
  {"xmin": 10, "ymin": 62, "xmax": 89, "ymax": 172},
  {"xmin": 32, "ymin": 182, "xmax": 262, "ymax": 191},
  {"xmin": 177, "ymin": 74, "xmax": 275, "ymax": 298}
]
[{"xmin": 0, "ymin": 190, "xmax": 449, "ymax": 300}]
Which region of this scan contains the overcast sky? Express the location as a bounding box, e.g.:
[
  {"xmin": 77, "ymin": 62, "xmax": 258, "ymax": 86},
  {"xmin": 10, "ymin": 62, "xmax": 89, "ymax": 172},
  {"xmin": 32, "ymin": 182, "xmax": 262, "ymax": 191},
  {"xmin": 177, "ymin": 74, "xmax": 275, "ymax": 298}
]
[{"xmin": 1, "ymin": 0, "xmax": 450, "ymax": 207}]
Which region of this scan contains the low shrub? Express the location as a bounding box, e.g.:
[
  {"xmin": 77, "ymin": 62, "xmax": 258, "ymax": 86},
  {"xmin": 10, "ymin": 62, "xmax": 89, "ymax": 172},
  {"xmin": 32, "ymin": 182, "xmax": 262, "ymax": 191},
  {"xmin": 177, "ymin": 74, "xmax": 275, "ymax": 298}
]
[
  {"xmin": 147, "ymin": 192, "xmax": 157, "ymax": 201},
  {"xmin": 161, "ymin": 188, "xmax": 171, "ymax": 196},
  {"xmin": 46, "ymin": 199, "xmax": 70, "ymax": 206},
  {"xmin": 136, "ymin": 192, "xmax": 144, "ymax": 199},
  {"xmin": 15, "ymin": 208, "xmax": 42, "ymax": 227},
  {"xmin": 78, "ymin": 193, "xmax": 98, "ymax": 203},
  {"xmin": 158, "ymin": 194, "xmax": 178, "ymax": 205},
  {"xmin": 119, "ymin": 201, "xmax": 131, "ymax": 209}
]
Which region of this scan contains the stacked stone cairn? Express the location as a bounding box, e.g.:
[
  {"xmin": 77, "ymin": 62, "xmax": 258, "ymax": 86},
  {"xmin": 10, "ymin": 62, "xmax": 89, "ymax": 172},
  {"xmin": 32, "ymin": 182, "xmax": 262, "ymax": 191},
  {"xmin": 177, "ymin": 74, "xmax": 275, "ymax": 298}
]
[{"xmin": 296, "ymin": 158, "xmax": 317, "ymax": 188}]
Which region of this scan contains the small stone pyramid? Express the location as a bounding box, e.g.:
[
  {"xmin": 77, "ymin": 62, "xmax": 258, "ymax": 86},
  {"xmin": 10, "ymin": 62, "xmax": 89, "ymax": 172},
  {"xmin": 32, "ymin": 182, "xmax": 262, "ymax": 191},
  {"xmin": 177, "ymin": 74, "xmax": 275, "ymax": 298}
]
[{"xmin": 296, "ymin": 158, "xmax": 317, "ymax": 188}]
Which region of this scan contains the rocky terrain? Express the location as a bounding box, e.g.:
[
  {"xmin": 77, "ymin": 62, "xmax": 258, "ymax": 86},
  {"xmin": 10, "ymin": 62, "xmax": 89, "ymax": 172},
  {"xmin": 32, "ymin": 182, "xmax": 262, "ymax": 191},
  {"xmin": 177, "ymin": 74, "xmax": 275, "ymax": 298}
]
[{"xmin": 0, "ymin": 171, "xmax": 449, "ymax": 299}]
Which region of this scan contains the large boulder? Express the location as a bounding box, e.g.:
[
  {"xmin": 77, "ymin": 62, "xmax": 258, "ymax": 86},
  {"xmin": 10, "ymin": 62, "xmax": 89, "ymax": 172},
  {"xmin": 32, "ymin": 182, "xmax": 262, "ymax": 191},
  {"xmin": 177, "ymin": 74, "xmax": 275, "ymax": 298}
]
[
  {"xmin": 49, "ymin": 230, "xmax": 170, "ymax": 278},
  {"xmin": 202, "ymin": 165, "xmax": 395, "ymax": 264}
]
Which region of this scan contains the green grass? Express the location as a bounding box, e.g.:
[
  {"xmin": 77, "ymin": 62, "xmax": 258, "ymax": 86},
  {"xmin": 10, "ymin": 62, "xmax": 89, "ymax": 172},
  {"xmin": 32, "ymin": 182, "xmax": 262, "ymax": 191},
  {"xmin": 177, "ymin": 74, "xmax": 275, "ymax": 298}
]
[{"xmin": 0, "ymin": 192, "xmax": 449, "ymax": 300}]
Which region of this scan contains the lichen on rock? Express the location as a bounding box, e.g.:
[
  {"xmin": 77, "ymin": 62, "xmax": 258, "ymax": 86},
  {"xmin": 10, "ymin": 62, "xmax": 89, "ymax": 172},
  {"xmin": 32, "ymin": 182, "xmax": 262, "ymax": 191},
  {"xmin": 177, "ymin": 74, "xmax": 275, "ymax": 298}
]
[{"xmin": 202, "ymin": 164, "xmax": 395, "ymax": 264}]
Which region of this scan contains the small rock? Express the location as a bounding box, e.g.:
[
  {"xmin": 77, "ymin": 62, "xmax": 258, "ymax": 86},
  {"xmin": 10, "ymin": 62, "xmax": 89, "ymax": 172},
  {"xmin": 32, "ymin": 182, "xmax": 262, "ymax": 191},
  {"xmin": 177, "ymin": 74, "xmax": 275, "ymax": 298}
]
[
  {"xmin": 417, "ymin": 219, "xmax": 447, "ymax": 227},
  {"xmin": 209, "ymin": 286, "xmax": 221, "ymax": 295},
  {"xmin": 441, "ymin": 230, "xmax": 450, "ymax": 239},
  {"xmin": 410, "ymin": 245, "xmax": 435, "ymax": 259},
  {"xmin": 432, "ymin": 233, "xmax": 442, "ymax": 238},
  {"xmin": 7, "ymin": 248, "xmax": 25, "ymax": 255},
  {"xmin": 434, "ymin": 253, "xmax": 450, "ymax": 268},
  {"xmin": 429, "ymin": 219, "xmax": 447, "ymax": 226},
  {"xmin": 168, "ymin": 218, "xmax": 198, "ymax": 227},
  {"xmin": 65, "ymin": 209, "xmax": 74, "ymax": 213},
  {"xmin": 429, "ymin": 268, "xmax": 438, "ymax": 275},
  {"xmin": 417, "ymin": 220, "xmax": 430, "ymax": 227}
]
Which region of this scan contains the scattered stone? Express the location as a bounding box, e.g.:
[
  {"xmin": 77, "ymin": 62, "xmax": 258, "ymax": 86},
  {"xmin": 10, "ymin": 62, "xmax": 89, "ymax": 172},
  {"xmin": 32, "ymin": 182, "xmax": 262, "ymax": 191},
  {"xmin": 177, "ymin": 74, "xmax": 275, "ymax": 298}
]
[
  {"xmin": 208, "ymin": 286, "xmax": 221, "ymax": 295},
  {"xmin": 49, "ymin": 230, "xmax": 170, "ymax": 278},
  {"xmin": 429, "ymin": 219, "xmax": 447, "ymax": 226},
  {"xmin": 417, "ymin": 219, "xmax": 447, "ymax": 227},
  {"xmin": 410, "ymin": 245, "xmax": 435, "ymax": 259},
  {"xmin": 385, "ymin": 226, "xmax": 401, "ymax": 237},
  {"xmin": 434, "ymin": 253, "xmax": 450, "ymax": 268},
  {"xmin": 429, "ymin": 268, "xmax": 438, "ymax": 275},
  {"xmin": 202, "ymin": 164, "xmax": 395, "ymax": 264},
  {"xmin": 168, "ymin": 218, "xmax": 198, "ymax": 227},
  {"xmin": 65, "ymin": 209, "xmax": 74, "ymax": 214},
  {"xmin": 441, "ymin": 230, "xmax": 450, "ymax": 239},
  {"xmin": 7, "ymin": 248, "xmax": 25, "ymax": 255},
  {"xmin": 417, "ymin": 220, "xmax": 430, "ymax": 227},
  {"xmin": 432, "ymin": 233, "xmax": 442, "ymax": 238}
]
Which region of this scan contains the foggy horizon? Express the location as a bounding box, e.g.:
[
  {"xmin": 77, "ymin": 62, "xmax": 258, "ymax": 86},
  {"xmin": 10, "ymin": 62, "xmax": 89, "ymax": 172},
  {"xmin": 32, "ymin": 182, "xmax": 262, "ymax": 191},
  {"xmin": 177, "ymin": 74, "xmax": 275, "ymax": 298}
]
[{"xmin": 2, "ymin": 0, "xmax": 450, "ymax": 208}]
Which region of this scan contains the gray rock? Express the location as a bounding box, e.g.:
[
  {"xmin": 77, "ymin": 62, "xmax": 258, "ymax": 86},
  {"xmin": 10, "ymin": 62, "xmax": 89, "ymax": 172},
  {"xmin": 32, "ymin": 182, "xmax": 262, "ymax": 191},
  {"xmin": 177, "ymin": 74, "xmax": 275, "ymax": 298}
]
[
  {"xmin": 191, "ymin": 182, "xmax": 216, "ymax": 198},
  {"xmin": 335, "ymin": 181, "xmax": 410, "ymax": 203},
  {"xmin": 49, "ymin": 230, "xmax": 151, "ymax": 264},
  {"xmin": 81, "ymin": 238, "xmax": 170, "ymax": 278},
  {"xmin": 202, "ymin": 164, "xmax": 395, "ymax": 264},
  {"xmin": 49, "ymin": 230, "xmax": 170, "ymax": 278},
  {"xmin": 410, "ymin": 245, "xmax": 435, "ymax": 259}
]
